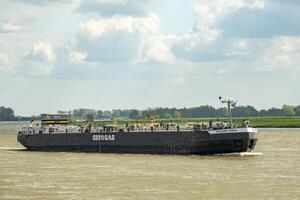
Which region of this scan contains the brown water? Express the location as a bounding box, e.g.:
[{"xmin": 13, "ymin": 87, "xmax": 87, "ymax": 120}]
[{"xmin": 0, "ymin": 122, "xmax": 299, "ymax": 200}]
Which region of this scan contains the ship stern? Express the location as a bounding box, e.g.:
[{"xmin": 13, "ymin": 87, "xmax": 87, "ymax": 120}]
[{"xmin": 17, "ymin": 132, "xmax": 29, "ymax": 149}]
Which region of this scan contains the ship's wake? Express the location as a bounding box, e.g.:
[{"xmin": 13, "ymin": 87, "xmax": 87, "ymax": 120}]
[
  {"xmin": 239, "ymin": 152, "xmax": 263, "ymax": 156},
  {"xmin": 0, "ymin": 147, "xmax": 26, "ymax": 151},
  {"xmin": 213, "ymin": 152, "xmax": 263, "ymax": 157}
]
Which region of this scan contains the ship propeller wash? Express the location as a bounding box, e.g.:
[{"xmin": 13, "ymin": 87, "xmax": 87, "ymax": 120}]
[{"xmin": 18, "ymin": 98, "xmax": 258, "ymax": 155}]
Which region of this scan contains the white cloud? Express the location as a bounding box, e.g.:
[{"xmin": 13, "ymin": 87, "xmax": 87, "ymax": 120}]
[
  {"xmin": 225, "ymin": 39, "xmax": 249, "ymax": 56},
  {"xmin": 0, "ymin": 53, "xmax": 9, "ymax": 66},
  {"xmin": 99, "ymin": 0, "xmax": 127, "ymax": 4},
  {"xmin": 193, "ymin": 0, "xmax": 264, "ymax": 42},
  {"xmin": 30, "ymin": 42, "xmax": 56, "ymax": 63},
  {"xmin": 251, "ymin": 0, "xmax": 265, "ymax": 9},
  {"xmin": 69, "ymin": 51, "xmax": 87, "ymax": 64},
  {"xmin": 0, "ymin": 22, "xmax": 21, "ymax": 33},
  {"xmin": 0, "ymin": 0, "xmax": 77, "ymax": 77},
  {"xmin": 74, "ymin": 13, "xmax": 160, "ymax": 62},
  {"xmin": 233, "ymin": 40, "xmax": 248, "ymax": 50},
  {"xmin": 193, "ymin": 4, "xmax": 219, "ymax": 42},
  {"xmin": 138, "ymin": 35, "xmax": 180, "ymax": 64},
  {"xmin": 23, "ymin": 42, "xmax": 56, "ymax": 76},
  {"xmin": 0, "ymin": 41, "xmax": 18, "ymax": 73},
  {"xmin": 136, "ymin": 0, "xmax": 266, "ymax": 65},
  {"xmin": 0, "ymin": 53, "xmax": 15, "ymax": 73},
  {"xmin": 147, "ymin": 0, "xmax": 266, "ymax": 64},
  {"xmin": 262, "ymin": 36, "xmax": 300, "ymax": 71},
  {"xmin": 141, "ymin": 41, "xmax": 175, "ymax": 64},
  {"xmin": 78, "ymin": 13, "xmax": 160, "ymax": 39},
  {"xmin": 71, "ymin": 0, "xmax": 270, "ymax": 68}
]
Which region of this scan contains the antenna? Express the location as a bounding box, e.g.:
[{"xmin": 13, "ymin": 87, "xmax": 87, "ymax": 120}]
[{"xmin": 219, "ymin": 97, "xmax": 237, "ymax": 128}]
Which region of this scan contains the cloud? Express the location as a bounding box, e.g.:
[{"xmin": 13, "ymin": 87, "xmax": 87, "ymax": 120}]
[
  {"xmin": 233, "ymin": 40, "xmax": 248, "ymax": 50},
  {"xmin": 221, "ymin": 1, "xmax": 300, "ymax": 38},
  {"xmin": 0, "ymin": 41, "xmax": 19, "ymax": 73},
  {"xmin": 0, "ymin": 22, "xmax": 21, "ymax": 33},
  {"xmin": 22, "ymin": 42, "xmax": 56, "ymax": 76},
  {"xmin": 0, "ymin": 0, "xmax": 269, "ymax": 70},
  {"xmin": 0, "ymin": 0, "xmax": 78, "ymax": 77},
  {"xmin": 0, "ymin": 0, "xmax": 78, "ymax": 32},
  {"xmin": 192, "ymin": 0, "xmax": 264, "ymax": 42},
  {"xmin": 78, "ymin": 13, "xmax": 160, "ymax": 39},
  {"xmin": 0, "ymin": 53, "xmax": 9, "ymax": 66},
  {"xmin": 12, "ymin": 0, "xmax": 70, "ymax": 5},
  {"xmin": 135, "ymin": 0, "xmax": 266, "ymax": 64},
  {"xmin": 1, "ymin": 0, "xmax": 299, "ymax": 79},
  {"xmin": 138, "ymin": 35, "xmax": 179, "ymax": 64},
  {"xmin": 75, "ymin": 13, "xmax": 160, "ymax": 62},
  {"xmin": 76, "ymin": 0, "xmax": 150, "ymax": 17},
  {"xmin": 193, "ymin": 4, "xmax": 219, "ymax": 42},
  {"xmin": 69, "ymin": 51, "xmax": 87, "ymax": 64},
  {"xmin": 270, "ymin": 0, "xmax": 300, "ymax": 6},
  {"xmin": 262, "ymin": 36, "xmax": 300, "ymax": 71},
  {"xmin": 0, "ymin": 53, "xmax": 13, "ymax": 72}
]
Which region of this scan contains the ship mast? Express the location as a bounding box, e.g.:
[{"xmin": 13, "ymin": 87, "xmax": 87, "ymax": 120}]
[{"xmin": 219, "ymin": 97, "xmax": 237, "ymax": 128}]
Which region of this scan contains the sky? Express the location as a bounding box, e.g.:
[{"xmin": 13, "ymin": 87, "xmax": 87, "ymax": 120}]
[{"xmin": 0, "ymin": 0, "xmax": 300, "ymax": 116}]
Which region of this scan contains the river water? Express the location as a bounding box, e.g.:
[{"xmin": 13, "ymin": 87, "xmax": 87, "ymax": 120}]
[{"xmin": 0, "ymin": 121, "xmax": 299, "ymax": 200}]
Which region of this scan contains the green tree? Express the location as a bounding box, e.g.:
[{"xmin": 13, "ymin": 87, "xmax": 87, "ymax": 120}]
[
  {"xmin": 103, "ymin": 110, "xmax": 112, "ymax": 118},
  {"xmin": 265, "ymin": 107, "xmax": 283, "ymax": 117},
  {"xmin": 97, "ymin": 110, "xmax": 103, "ymax": 118},
  {"xmin": 112, "ymin": 109, "xmax": 121, "ymax": 118},
  {"xmin": 259, "ymin": 109, "xmax": 268, "ymax": 117},
  {"xmin": 173, "ymin": 111, "xmax": 181, "ymax": 118},
  {"xmin": 294, "ymin": 105, "xmax": 300, "ymax": 116},
  {"xmin": 163, "ymin": 112, "xmax": 172, "ymax": 119},
  {"xmin": 216, "ymin": 107, "xmax": 228, "ymax": 117},
  {"xmin": 86, "ymin": 113, "xmax": 95, "ymax": 122},
  {"xmin": 72, "ymin": 108, "xmax": 96, "ymax": 119},
  {"xmin": 282, "ymin": 105, "xmax": 295, "ymax": 116},
  {"xmin": 129, "ymin": 110, "xmax": 139, "ymax": 119},
  {"xmin": 142, "ymin": 110, "xmax": 151, "ymax": 119},
  {"xmin": 120, "ymin": 109, "xmax": 131, "ymax": 118},
  {"xmin": 0, "ymin": 106, "xmax": 15, "ymax": 121},
  {"xmin": 232, "ymin": 106, "xmax": 259, "ymax": 117}
]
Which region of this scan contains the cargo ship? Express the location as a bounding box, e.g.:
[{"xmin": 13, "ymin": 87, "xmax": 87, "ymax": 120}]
[{"xmin": 17, "ymin": 98, "xmax": 258, "ymax": 155}]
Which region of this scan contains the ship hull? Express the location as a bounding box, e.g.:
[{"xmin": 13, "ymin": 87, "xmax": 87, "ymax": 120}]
[{"xmin": 17, "ymin": 128, "xmax": 258, "ymax": 155}]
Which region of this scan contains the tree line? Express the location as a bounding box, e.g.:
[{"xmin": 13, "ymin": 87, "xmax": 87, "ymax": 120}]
[
  {"xmin": 69, "ymin": 104, "xmax": 300, "ymax": 120},
  {"xmin": 1, "ymin": 104, "xmax": 300, "ymax": 121},
  {"xmin": 0, "ymin": 106, "xmax": 15, "ymax": 121},
  {"xmin": 0, "ymin": 106, "xmax": 37, "ymax": 121}
]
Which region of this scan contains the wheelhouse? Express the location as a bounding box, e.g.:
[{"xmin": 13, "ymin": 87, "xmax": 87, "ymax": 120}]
[{"xmin": 41, "ymin": 114, "xmax": 70, "ymax": 125}]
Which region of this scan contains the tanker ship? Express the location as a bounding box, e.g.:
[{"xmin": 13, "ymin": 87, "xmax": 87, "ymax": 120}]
[{"xmin": 17, "ymin": 98, "xmax": 258, "ymax": 155}]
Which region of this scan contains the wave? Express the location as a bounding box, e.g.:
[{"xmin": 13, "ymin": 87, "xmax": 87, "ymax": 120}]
[
  {"xmin": 239, "ymin": 152, "xmax": 263, "ymax": 156},
  {"xmin": 0, "ymin": 147, "xmax": 25, "ymax": 150}
]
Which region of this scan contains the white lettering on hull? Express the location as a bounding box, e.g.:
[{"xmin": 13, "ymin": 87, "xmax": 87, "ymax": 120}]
[
  {"xmin": 208, "ymin": 128, "xmax": 257, "ymax": 134},
  {"xmin": 92, "ymin": 135, "xmax": 115, "ymax": 141}
]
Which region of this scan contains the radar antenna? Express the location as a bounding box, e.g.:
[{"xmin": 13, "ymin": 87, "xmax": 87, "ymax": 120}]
[{"xmin": 218, "ymin": 97, "xmax": 237, "ymax": 128}]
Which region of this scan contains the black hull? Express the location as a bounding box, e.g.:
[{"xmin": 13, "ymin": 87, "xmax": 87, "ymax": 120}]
[{"xmin": 17, "ymin": 130, "xmax": 258, "ymax": 155}]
